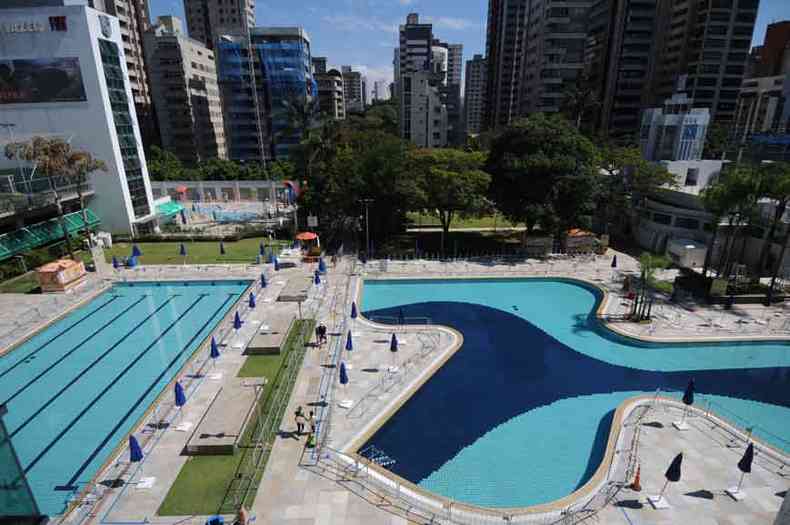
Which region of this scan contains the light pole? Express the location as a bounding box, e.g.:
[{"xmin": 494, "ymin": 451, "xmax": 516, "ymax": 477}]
[{"xmin": 360, "ymin": 198, "xmax": 373, "ymax": 256}]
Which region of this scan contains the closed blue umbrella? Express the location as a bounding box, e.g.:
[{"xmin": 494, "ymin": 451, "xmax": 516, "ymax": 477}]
[
  {"xmin": 345, "ymin": 330, "xmax": 353, "ymax": 352},
  {"xmin": 731, "ymin": 442, "xmax": 754, "ymax": 496},
  {"xmin": 179, "ymin": 243, "xmax": 187, "ymax": 257},
  {"xmin": 274, "ymin": 258, "xmax": 280, "ymax": 271},
  {"xmin": 220, "ymin": 241, "xmax": 226, "ymax": 255},
  {"xmin": 350, "ymin": 302, "xmax": 358, "ymax": 319},
  {"xmin": 210, "ymin": 336, "xmax": 220, "ymax": 360},
  {"xmin": 314, "ymin": 272, "xmax": 321, "ymax": 285},
  {"xmin": 611, "ymin": 255, "xmax": 618, "ymax": 268},
  {"xmin": 129, "ymin": 435, "xmax": 143, "ymax": 463},
  {"xmin": 128, "ymin": 255, "xmax": 138, "ymax": 268},
  {"xmin": 267, "ymin": 252, "xmax": 275, "ymax": 264},
  {"xmin": 682, "ymin": 379, "xmax": 695, "ymax": 406},
  {"xmin": 653, "ymin": 452, "xmax": 683, "ymax": 505},
  {"xmin": 174, "ymin": 381, "xmax": 186, "ymax": 407},
  {"xmin": 260, "ymin": 242, "xmax": 266, "ymax": 256},
  {"xmin": 260, "ymin": 273, "xmax": 267, "ymax": 288},
  {"xmin": 390, "ymin": 333, "xmax": 398, "ymax": 352},
  {"xmin": 318, "ymin": 258, "xmax": 326, "ymax": 273},
  {"xmin": 112, "ymin": 256, "xmax": 119, "ymax": 269},
  {"xmin": 180, "ymin": 209, "xmax": 187, "ymax": 225},
  {"xmin": 131, "ymin": 244, "xmax": 142, "ymax": 257},
  {"xmin": 249, "ymin": 292, "xmax": 256, "ymax": 308},
  {"xmin": 339, "ymin": 361, "xmax": 349, "ymax": 385},
  {"xmin": 234, "ymin": 311, "xmax": 242, "ymax": 330}
]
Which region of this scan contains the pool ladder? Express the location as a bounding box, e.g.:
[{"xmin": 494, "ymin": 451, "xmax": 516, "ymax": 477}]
[{"xmin": 359, "ymin": 445, "xmax": 396, "ymax": 468}]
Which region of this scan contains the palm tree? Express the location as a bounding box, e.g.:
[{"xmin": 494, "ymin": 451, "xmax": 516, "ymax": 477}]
[
  {"xmin": 562, "ymin": 74, "xmax": 600, "ymax": 131},
  {"xmin": 700, "ymin": 180, "xmax": 730, "ymax": 279},
  {"xmin": 756, "ymin": 163, "xmax": 790, "ymax": 273},
  {"xmin": 4, "ymin": 137, "xmax": 76, "ymax": 259},
  {"xmin": 67, "ymin": 151, "xmax": 107, "ymax": 243}
]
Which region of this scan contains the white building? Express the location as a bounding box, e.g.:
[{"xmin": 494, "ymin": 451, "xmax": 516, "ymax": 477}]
[
  {"xmin": 640, "ymin": 76, "xmax": 710, "ymax": 162},
  {"xmin": 372, "ymin": 80, "xmax": 390, "ymax": 102},
  {"xmin": 401, "ymin": 70, "xmax": 447, "ymax": 148},
  {"xmin": 0, "ymin": 0, "xmax": 157, "ymax": 235}
]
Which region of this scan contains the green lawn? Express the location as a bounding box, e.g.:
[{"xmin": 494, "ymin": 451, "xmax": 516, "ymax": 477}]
[
  {"xmin": 158, "ymin": 320, "xmax": 315, "ymax": 516},
  {"xmin": 105, "ymin": 237, "xmax": 288, "ymax": 266},
  {"xmin": 406, "ymin": 212, "xmax": 516, "ymax": 230}
]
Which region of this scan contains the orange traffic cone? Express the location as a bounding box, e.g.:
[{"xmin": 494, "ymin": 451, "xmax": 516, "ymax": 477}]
[{"xmin": 630, "ymin": 464, "xmax": 642, "ymax": 492}]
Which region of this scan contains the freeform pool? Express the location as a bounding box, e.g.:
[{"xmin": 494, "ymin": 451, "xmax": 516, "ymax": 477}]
[
  {"xmin": 0, "ymin": 280, "xmax": 249, "ymax": 517},
  {"xmin": 361, "ymin": 278, "xmax": 790, "ymax": 509}
]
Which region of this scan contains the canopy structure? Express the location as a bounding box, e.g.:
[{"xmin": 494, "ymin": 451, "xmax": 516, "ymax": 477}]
[
  {"xmin": 175, "ymin": 185, "xmax": 188, "ymax": 194},
  {"xmin": 0, "ymin": 209, "xmax": 101, "ymax": 262},
  {"xmin": 295, "ymin": 232, "xmax": 318, "ymax": 241},
  {"xmin": 156, "ymin": 200, "xmax": 185, "ymax": 218}
]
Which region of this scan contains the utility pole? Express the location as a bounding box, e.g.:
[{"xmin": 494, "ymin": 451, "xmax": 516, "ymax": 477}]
[{"xmin": 361, "ymin": 198, "xmax": 373, "ymax": 255}]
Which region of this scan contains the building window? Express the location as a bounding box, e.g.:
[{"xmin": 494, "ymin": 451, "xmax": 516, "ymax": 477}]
[
  {"xmin": 685, "ymin": 168, "xmax": 699, "ymax": 186},
  {"xmin": 675, "ymin": 217, "xmax": 700, "ymax": 230},
  {"xmin": 653, "ymin": 213, "xmax": 672, "ymax": 225},
  {"xmin": 49, "ymin": 16, "xmax": 67, "ymax": 31}
]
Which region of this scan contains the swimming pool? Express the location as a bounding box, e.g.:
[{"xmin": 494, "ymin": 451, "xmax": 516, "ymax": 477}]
[
  {"xmin": 361, "ymin": 278, "xmax": 790, "ymax": 509},
  {"xmin": 0, "ymin": 280, "xmax": 249, "ymax": 517}
]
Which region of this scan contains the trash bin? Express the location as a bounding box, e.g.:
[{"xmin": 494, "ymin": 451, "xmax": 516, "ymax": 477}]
[{"xmin": 205, "ymin": 516, "xmax": 224, "ymax": 525}]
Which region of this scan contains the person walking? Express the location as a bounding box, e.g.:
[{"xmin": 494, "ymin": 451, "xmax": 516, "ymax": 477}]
[
  {"xmin": 315, "ymin": 325, "xmax": 322, "ymax": 346},
  {"xmin": 294, "ymin": 406, "xmax": 305, "ymax": 436},
  {"xmin": 319, "ymin": 324, "xmax": 327, "ymax": 345},
  {"xmin": 308, "ymin": 411, "xmax": 316, "ymax": 435}
]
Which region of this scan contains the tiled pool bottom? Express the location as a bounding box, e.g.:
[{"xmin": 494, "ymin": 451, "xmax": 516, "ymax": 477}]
[{"xmin": 361, "ymin": 280, "xmax": 790, "ymax": 508}]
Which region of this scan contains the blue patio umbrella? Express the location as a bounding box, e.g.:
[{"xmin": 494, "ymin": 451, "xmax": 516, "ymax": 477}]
[
  {"xmin": 345, "ymin": 330, "xmax": 353, "ymax": 352},
  {"xmin": 179, "ymin": 243, "xmax": 187, "ymax": 257},
  {"xmin": 318, "ymin": 258, "xmax": 327, "ymax": 273},
  {"xmin": 174, "ymin": 381, "xmax": 186, "ymax": 407},
  {"xmin": 260, "ymin": 273, "xmax": 267, "ymax": 288},
  {"xmin": 210, "ymin": 336, "xmax": 220, "ymax": 360},
  {"xmin": 611, "ymin": 255, "xmax": 618, "ymax": 268},
  {"xmin": 259, "ymin": 242, "xmax": 266, "ymax": 256},
  {"xmin": 350, "ymin": 302, "xmax": 358, "ymax": 319},
  {"xmin": 274, "ymin": 258, "xmax": 280, "ymax": 271},
  {"xmin": 129, "ymin": 435, "xmax": 143, "ymax": 463},
  {"xmin": 665, "ymin": 453, "xmax": 683, "ymax": 482},
  {"xmin": 339, "ymin": 361, "xmax": 349, "ymax": 386},
  {"xmin": 112, "ymin": 256, "xmax": 119, "ymax": 269},
  {"xmin": 131, "ymin": 244, "xmax": 142, "ymax": 257},
  {"xmin": 180, "ymin": 209, "xmax": 187, "ymax": 225},
  {"xmin": 234, "ymin": 311, "xmax": 242, "ymax": 330},
  {"xmin": 191, "ymin": 203, "xmax": 196, "ymax": 212},
  {"xmin": 682, "ymin": 379, "xmax": 695, "ymax": 406},
  {"xmin": 220, "ymin": 241, "xmax": 226, "ymax": 255},
  {"xmin": 314, "ymin": 272, "xmax": 321, "ymax": 285},
  {"xmin": 733, "ymin": 442, "xmax": 754, "ymax": 494},
  {"xmin": 128, "ymin": 255, "xmax": 138, "ymax": 268},
  {"xmin": 267, "ymin": 251, "xmax": 275, "ymax": 264},
  {"xmin": 249, "ymin": 292, "xmax": 256, "ymax": 308},
  {"xmin": 390, "ymin": 333, "xmax": 398, "ymax": 352}
]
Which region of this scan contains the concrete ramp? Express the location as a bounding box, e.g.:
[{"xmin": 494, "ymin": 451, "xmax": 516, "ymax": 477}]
[
  {"xmin": 247, "ymin": 313, "xmax": 295, "ymax": 355},
  {"xmin": 277, "ymin": 277, "xmax": 310, "ymax": 302}
]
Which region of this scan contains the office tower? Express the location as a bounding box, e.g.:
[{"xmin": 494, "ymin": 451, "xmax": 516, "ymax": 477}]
[
  {"xmin": 144, "ymin": 16, "xmax": 227, "ymax": 164},
  {"xmin": 0, "ymin": 0, "xmax": 156, "ymax": 235},
  {"xmin": 183, "ymin": 0, "xmax": 255, "ymax": 49},
  {"xmin": 372, "ymin": 81, "xmax": 391, "ymax": 101},
  {"xmin": 734, "ymin": 75, "xmax": 790, "ymax": 143},
  {"xmin": 312, "ymin": 56, "xmax": 328, "ymax": 75},
  {"xmin": 749, "ymin": 21, "xmax": 790, "ymax": 77},
  {"xmin": 519, "ymin": 0, "xmax": 593, "ymax": 115},
  {"xmin": 216, "ymin": 27, "xmax": 316, "ymax": 161},
  {"xmin": 316, "ymin": 68, "xmax": 346, "ymax": 120},
  {"xmin": 447, "ymin": 44, "xmax": 463, "ymax": 85},
  {"xmin": 640, "ymin": 76, "xmax": 710, "ymax": 161},
  {"xmin": 484, "ymin": 0, "xmax": 528, "ymax": 130},
  {"xmin": 464, "ymin": 54, "xmax": 487, "ymax": 135},
  {"xmin": 440, "ymin": 42, "xmax": 464, "ymax": 145},
  {"xmin": 393, "ymin": 47, "xmax": 401, "ymax": 99},
  {"xmin": 650, "ymin": 0, "xmax": 758, "ymax": 124},
  {"xmin": 341, "ymin": 66, "xmax": 366, "ymax": 113},
  {"xmin": 585, "ymin": 0, "xmax": 661, "ymax": 138}
]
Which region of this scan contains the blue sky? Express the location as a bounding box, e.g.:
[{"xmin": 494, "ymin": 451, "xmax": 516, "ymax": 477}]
[{"xmin": 150, "ymin": 0, "xmax": 789, "ymax": 94}]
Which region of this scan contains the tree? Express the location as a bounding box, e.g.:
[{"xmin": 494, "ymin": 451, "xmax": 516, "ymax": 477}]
[
  {"xmin": 486, "ymin": 114, "xmax": 600, "ymax": 245},
  {"xmin": 146, "ymin": 145, "xmax": 185, "ymax": 181},
  {"xmin": 632, "ymin": 253, "xmax": 669, "ymax": 321},
  {"xmin": 703, "ymin": 122, "xmax": 731, "ymax": 160},
  {"xmin": 67, "ymin": 151, "xmax": 106, "ymax": 241},
  {"xmin": 562, "ymin": 74, "xmax": 599, "ymax": 131},
  {"xmin": 756, "ymin": 162, "xmax": 790, "ymax": 273},
  {"xmin": 411, "ymin": 149, "xmax": 491, "ymax": 252},
  {"xmin": 700, "ymin": 180, "xmax": 731, "ymax": 278},
  {"xmin": 5, "ymin": 137, "xmax": 77, "ymax": 258}
]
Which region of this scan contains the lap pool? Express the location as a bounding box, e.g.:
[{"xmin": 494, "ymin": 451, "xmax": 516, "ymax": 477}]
[
  {"xmin": 0, "ymin": 280, "xmax": 249, "ymax": 517},
  {"xmin": 361, "ymin": 278, "xmax": 790, "ymax": 509}
]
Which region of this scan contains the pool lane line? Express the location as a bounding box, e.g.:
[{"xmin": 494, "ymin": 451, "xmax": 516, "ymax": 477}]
[
  {"xmin": 22, "ymin": 293, "xmax": 211, "ymax": 477},
  {"xmin": 6, "ymin": 295, "xmax": 181, "ymax": 437},
  {"xmin": 57, "ymin": 293, "xmax": 237, "ymax": 488},
  {"xmin": 2, "ymin": 295, "xmax": 150, "ymax": 407},
  {"xmin": 0, "ymin": 295, "xmax": 122, "ymax": 380}
]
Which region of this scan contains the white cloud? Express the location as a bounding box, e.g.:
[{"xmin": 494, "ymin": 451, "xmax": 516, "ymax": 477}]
[
  {"xmin": 398, "ymin": 0, "xmax": 415, "ymax": 5},
  {"xmin": 321, "ymin": 14, "xmax": 398, "ymax": 35},
  {"xmin": 351, "ymin": 64, "xmax": 394, "ymax": 85},
  {"xmin": 423, "ymin": 16, "xmax": 477, "ymax": 31}
]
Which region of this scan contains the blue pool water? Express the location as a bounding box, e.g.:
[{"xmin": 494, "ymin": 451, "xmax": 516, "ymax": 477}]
[
  {"xmin": 0, "ymin": 280, "xmax": 249, "ymax": 517},
  {"xmin": 361, "ymin": 278, "xmax": 790, "ymax": 508}
]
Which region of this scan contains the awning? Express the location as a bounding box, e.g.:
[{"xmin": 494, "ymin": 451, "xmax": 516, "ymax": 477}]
[
  {"xmin": 156, "ymin": 201, "xmax": 185, "ymax": 218},
  {"xmin": 0, "ymin": 209, "xmax": 101, "ymax": 262},
  {"xmin": 175, "ymin": 185, "xmax": 188, "ymax": 193},
  {"xmin": 295, "ymin": 232, "xmax": 318, "ymax": 241}
]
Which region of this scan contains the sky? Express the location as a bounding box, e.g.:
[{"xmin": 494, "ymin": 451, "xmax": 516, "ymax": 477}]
[{"xmin": 150, "ymin": 0, "xmax": 789, "ymax": 97}]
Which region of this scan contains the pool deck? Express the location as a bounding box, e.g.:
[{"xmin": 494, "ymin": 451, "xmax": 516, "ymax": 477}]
[{"xmin": 3, "ymin": 250, "xmax": 788, "ymax": 524}]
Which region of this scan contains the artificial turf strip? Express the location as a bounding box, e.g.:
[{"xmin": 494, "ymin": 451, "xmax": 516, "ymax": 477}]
[
  {"xmin": 104, "ymin": 237, "xmax": 287, "ymax": 266},
  {"xmin": 158, "ymin": 319, "xmax": 315, "ymax": 516}
]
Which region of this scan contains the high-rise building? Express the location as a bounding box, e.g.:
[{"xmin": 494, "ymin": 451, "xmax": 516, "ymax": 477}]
[
  {"xmin": 0, "ymin": 0, "xmax": 157, "ymax": 235},
  {"xmin": 483, "ymin": 0, "xmax": 528, "ymax": 130},
  {"xmin": 650, "ymin": 0, "xmax": 758, "ymax": 125},
  {"xmin": 519, "ymin": 0, "xmax": 592, "ymax": 115},
  {"xmin": 734, "ymin": 74, "xmax": 790, "ymax": 142},
  {"xmin": 312, "ymin": 56, "xmax": 328, "ymax": 75},
  {"xmin": 401, "ymin": 70, "xmax": 448, "ymax": 147},
  {"xmin": 447, "ymin": 44, "xmax": 463, "ymax": 86},
  {"xmin": 585, "ymin": 0, "xmax": 661, "ymax": 138},
  {"xmin": 640, "ymin": 76, "xmax": 710, "ymax": 161},
  {"xmin": 341, "ymin": 66, "xmax": 366, "ymax": 113},
  {"xmin": 372, "ymin": 81, "xmax": 391, "ymax": 101},
  {"xmin": 439, "ymin": 42, "xmax": 464, "ymax": 145},
  {"xmin": 392, "ymin": 47, "xmax": 401, "ymax": 99},
  {"xmin": 144, "ymin": 16, "xmax": 226, "ymax": 164},
  {"xmin": 183, "ymin": 0, "xmax": 255, "ymax": 49},
  {"xmin": 216, "ymin": 27, "xmax": 316, "ymax": 161},
  {"xmin": 749, "ymin": 21, "xmax": 790, "ymax": 77},
  {"xmin": 464, "ymin": 54, "xmax": 487, "ymax": 135},
  {"xmin": 316, "ymin": 68, "xmax": 346, "ymax": 120},
  {"xmin": 94, "ymin": 0, "xmax": 154, "ymax": 147}
]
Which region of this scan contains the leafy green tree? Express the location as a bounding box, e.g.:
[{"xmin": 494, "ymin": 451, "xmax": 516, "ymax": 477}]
[
  {"xmin": 410, "ymin": 149, "xmax": 491, "ymax": 252},
  {"xmin": 486, "ymin": 114, "xmax": 600, "ymax": 245},
  {"xmin": 562, "ymin": 74, "xmax": 599, "ymax": 131},
  {"xmin": 700, "ymin": 180, "xmax": 731, "ymax": 278},
  {"xmin": 756, "ymin": 162, "xmax": 790, "ymax": 272},
  {"xmin": 67, "ymin": 151, "xmax": 106, "ymax": 238},
  {"xmin": 146, "ymin": 146, "xmax": 185, "ymax": 181},
  {"xmin": 633, "ymin": 252, "xmax": 670, "ymax": 320},
  {"xmin": 703, "ymin": 122, "xmax": 731, "ymax": 160}
]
